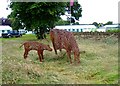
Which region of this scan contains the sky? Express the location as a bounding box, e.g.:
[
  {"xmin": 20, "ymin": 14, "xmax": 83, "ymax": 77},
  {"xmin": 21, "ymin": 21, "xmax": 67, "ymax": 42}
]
[
  {"xmin": 0, "ymin": 0, "xmax": 11, "ymax": 18},
  {"xmin": 78, "ymin": 0, "xmax": 119, "ymax": 24},
  {"xmin": 0, "ymin": 0, "xmax": 119, "ymax": 24}
]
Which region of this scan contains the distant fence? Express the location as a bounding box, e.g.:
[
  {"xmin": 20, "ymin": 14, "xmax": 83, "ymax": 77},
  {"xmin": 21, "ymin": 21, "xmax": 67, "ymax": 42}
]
[{"xmin": 73, "ymin": 32, "xmax": 119, "ymax": 39}]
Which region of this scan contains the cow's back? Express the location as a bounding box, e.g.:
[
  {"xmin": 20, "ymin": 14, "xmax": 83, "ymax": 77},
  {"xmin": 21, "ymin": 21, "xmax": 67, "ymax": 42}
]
[{"xmin": 50, "ymin": 29, "xmax": 79, "ymax": 52}]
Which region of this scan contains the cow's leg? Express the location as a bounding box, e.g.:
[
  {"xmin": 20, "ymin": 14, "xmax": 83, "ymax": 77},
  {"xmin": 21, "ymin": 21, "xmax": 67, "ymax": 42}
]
[
  {"xmin": 59, "ymin": 43, "xmax": 62, "ymax": 52},
  {"xmin": 37, "ymin": 50, "xmax": 42, "ymax": 62},
  {"xmin": 77, "ymin": 55, "xmax": 80, "ymax": 63},
  {"xmin": 54, "ymin": 48, "xmax": 57, "ymax": 55},
  {"xmin": 66, "ymin": 50, "xmax": 72, "ymax": 64},
  {"xmin": 59, "ymin": 44, "xmax": 63, "ymax": 53},
  {"xmin": 74, "ymin": 52, "xmax": 80, "ymax": 63},
  {"xmin": 77, "ymin": 57, "xmax": 80, "ymax": 63},
  {"xmin": 24, "ymin": 49, "xmax": 29, "ymax": 59},
  {"xmin": 74, "ymin": 52, "xmax": 77, "ymax": 62},
  {"xmin": 52, "ymin": 41, "xmax": 58, "ymax": 55},
  {"xmin": 53, "ymin": 44, "xmax": 57, "ymax": 54}
]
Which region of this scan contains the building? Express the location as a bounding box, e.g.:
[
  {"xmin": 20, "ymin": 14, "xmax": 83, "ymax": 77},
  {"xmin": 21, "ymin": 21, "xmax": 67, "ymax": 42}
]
[
  {"xmin": 96, "ymin": 26, "xmax": 106, "ymax": 32},
  {"xmin": 104, "ymin": 24, "xmax": 119, "ymax": 31},
  {"xmin": 96, "ymin": 24, "xmax": 120, "ymax": 32},
  {"xmin": 55, "ymin": 25, "xmax": 97, "ymax": 32}
]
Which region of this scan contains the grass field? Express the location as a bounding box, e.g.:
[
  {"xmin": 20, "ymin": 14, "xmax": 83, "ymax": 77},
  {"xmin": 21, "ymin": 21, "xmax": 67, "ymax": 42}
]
[{"xmin": 1, "ymin": 34, "xmax": 118, "ymax": 84}]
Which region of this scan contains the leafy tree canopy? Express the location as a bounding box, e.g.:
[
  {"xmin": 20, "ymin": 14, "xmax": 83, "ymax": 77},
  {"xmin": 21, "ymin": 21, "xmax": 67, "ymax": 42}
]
[
  {"xmin": 55, "ymin": 19, "xmax": 70, "ymax": 25},
  {"xmin": 66, "ymin": 2, "xmax": 82, "ymax": 20},
  {"xmin": 104, "ymin": 21, "xmax": 113, "ymax": 25},
  {"xmin": 93, "ymin": 21, "xmax": 113, "ymax": 28},
  {"xmin": 8, "ymin": 2, "xmax": 82, "ymax": 39}
]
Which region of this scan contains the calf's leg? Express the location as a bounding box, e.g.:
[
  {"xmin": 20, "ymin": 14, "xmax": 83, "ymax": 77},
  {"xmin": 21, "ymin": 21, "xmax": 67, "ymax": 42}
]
[
  {"xmin": 41, "ymin": 51, "xmax": 44, "ymax": 61},
  {"xmin": 37, "ymin": 50, "xmax": 42, "ymax": 62},
  {"xmin": 24, "ymin": 49, "xmax": 29, "ymax": 59}
]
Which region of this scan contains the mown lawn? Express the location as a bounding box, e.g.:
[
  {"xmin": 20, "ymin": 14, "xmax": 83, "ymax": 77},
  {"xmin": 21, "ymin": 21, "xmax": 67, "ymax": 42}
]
[{"xmin": 1, "ymin": 34, "xmax": 118, "ymax": 84}]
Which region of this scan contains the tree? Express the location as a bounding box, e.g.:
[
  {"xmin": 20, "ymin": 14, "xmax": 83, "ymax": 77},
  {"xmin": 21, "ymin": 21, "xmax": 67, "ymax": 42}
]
[
  {"xmin": 10, "ymin": 17, "xmax": 24, "ymax": 30},
  {"xmin": 66, "ymin": 1, "xmax": 82, "ymax": 21},
  {"xmin": 9, "ymin": 2, "xmax": 66, "ymax": 39},
  {"xmin": 9, "ymin": 2, "xmax": 82, "ymax": 39},
  {"xmin": 72, "ymin": 22, "xmax": 80, "ymax": 25},
  {"xmin": 92, "ymin": 22, "xmax": 99, "ymax": 28},
  {"xmin": 98, "ymin": 23, "xmax": 104, "ymax": 27},
  {"xmin": 71, "ymin": 2, "xmax": 82, "ymax": 20},
  {"xmin": 104, "ymin": 21, "xmax": 113, "ymax": 25},
  {"xmin": 55, "ymin": 19, "xmax": 70, "ymax": 25}
]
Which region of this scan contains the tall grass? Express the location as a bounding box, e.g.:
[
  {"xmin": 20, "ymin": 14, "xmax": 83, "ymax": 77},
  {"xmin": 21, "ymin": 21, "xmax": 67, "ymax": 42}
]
[{"xmin": 1, "ymin": 34, "xmax": 118, "ymax": 84}]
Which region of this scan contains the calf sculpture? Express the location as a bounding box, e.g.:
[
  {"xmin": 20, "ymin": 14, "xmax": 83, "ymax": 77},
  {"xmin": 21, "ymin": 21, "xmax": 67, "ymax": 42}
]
[
  {"xmin": 20, "ymin": 41, "xmax": 52, "ymax": 62},
  {"xmin": 50, "ymin": 29, "xmax": 80, "ymax": 64}
]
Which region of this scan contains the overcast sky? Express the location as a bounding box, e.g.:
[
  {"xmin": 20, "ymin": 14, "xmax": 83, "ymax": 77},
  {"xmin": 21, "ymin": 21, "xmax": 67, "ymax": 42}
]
[
  {"xmin": 78, "ymin": 0, "xmax": 119, "ymax": 24},
  {"xmin": 0, "ymin": 0, "xmax": 11, "ymax": 18},
  {"xmin": 0, "ymin": 0, "xmax": 119, "ymax": 24}
]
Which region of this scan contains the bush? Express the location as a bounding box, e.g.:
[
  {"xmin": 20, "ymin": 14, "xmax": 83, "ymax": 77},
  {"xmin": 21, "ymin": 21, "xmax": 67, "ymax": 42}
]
[{"xmin": 107, "ymin": 29, "xmax": 120, "ymax": 32}]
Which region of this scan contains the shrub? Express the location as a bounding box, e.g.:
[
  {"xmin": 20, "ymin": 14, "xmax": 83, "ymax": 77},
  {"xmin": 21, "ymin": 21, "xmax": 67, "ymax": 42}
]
[{"xmin": 107, "ymin": 29, "xmax": 120, "ymax": 32}]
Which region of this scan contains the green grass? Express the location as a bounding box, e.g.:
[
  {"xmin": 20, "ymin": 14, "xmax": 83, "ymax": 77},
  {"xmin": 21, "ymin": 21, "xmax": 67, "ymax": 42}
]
[{"xmin": 1, "ymin": 34, "xmax": 118, "ymax": 84}]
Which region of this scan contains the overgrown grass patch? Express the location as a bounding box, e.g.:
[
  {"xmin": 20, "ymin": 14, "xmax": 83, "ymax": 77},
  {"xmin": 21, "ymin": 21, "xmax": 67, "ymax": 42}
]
[{"xmin": 1, "ymin": 34, "xmax": 118, "ymax": 84}]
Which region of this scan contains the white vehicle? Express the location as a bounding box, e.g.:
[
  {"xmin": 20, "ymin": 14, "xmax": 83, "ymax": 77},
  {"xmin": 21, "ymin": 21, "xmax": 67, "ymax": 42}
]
[
  {"xmin": 26, "ymin": 31, "xmax": 33, "ymax": 34},
  {"xmin": 0, "ymin": 25, "xmax": 12, "ymax": 37}
]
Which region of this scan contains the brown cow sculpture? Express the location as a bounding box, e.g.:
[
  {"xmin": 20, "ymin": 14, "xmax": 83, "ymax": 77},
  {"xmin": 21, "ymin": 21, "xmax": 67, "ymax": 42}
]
[
  {"xmin": 50, "ymin": 29, "xmax": 80, "ymax": 64},
  {"xmin": 20, "ymin": 41, "xmax": 52, "ymax": 62}
]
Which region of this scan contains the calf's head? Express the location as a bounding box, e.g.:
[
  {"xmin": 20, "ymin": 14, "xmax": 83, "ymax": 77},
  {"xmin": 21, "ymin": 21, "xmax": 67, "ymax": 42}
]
[{"xmin": 44, "ymin": 45, "xmax": 52, "ymax": 51}]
